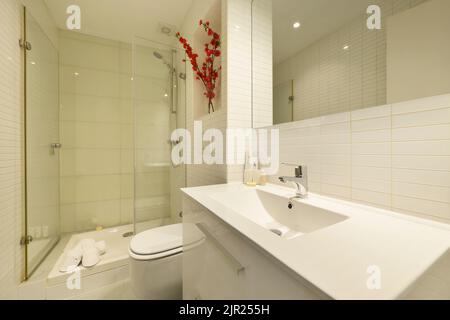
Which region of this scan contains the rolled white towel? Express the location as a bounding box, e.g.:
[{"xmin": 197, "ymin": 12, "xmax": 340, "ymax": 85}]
[
  {"xmin": 60, "ymin": 238, "xmax": 105, "ymax": 269},
  {"xmin": 59, "ymin": 246, "xmax": 82, "ymax": 273},
  {"xmin": 82, "ymin": 246, "xmax": 100, "ymax": 268},
  {"xmin": 78, "ymin": 238, "xmax": 96, "ymax": 250},
  {"xmin": 95, "ymin": 240, "xmax": 106, "ymax": 255}
]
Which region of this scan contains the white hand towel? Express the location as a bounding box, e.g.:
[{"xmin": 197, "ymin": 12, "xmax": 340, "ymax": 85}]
[
  {"xmin": 81, "ymin": 246, "xmax": 100, "ymax": 268},
  {"xmin": 95, "ymin": 240, "xmax": 106, "ymax": 255},
  {"xmin": 59, "ymin": 246, "xmax": 82, "ymax": 273},
  {"xmin": 79, "ymin": 238, "xmax": 96, "ymax": 250},
  {"xmin": 79, "ymin": 238, "xmax": 106, "ymax": 255},
  {"xmin": 61, "ymin": 238, "xmax": 105, "ymax": 269}
]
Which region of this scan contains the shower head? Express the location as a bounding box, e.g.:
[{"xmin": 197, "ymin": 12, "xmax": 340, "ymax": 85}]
[{"xmin": 153, "ymin": 51, "xmax": 175, "ymax": 74}]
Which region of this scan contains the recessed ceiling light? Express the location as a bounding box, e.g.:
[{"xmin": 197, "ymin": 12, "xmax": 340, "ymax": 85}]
[
  {"xmin": 74, "ymin": 72, "xmax": 79, "ymax": 76},
  {"xmin": 293, "ymin": 22, "xmax": 301, "ymax": 29},
  {"xmin": 164, "ymin": 93, "xmax": 168, "ymax": 97},
  {"xmin": 30, "ymin": 61, "xmax": 36, "ymax": 65},
  {"xmin": 342, "ymin": 45, "xmax": 350, "ymax": 50}
]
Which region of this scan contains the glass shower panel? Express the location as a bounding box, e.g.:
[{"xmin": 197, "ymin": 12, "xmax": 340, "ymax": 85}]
[
  {"xmin": 133, "ymin": 37, "xmax": 185, "ymax": 234},
  {"xmin": 25, "ymin": 10, "xmax": 60, "ymax": 277}
]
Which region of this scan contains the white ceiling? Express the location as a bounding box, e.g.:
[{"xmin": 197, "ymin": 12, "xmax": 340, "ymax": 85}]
[
  {"xmin": 44, "ymin": 0, "xmax": 193, "ymax": 45},
  {"xmin": 45, "ymin": 0, "xmax": 376, "ymax": 64},
  {"xmin": 273, "ymin": 0, "xmax": 375, "ymax": 64}
]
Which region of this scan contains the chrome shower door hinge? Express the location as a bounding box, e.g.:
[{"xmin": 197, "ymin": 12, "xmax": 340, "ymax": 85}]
[
  {"xmin": 20, "ymin": 235, "xmax": 33, "ymax": 246},
  {"xmin": 19, "ymin": 39, "xmax": 32, "ymax": 50}
]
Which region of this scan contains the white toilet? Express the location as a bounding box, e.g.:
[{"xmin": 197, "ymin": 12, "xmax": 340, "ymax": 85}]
[{"xmin": 128, "ymin": 223, "xmax": 183, "ymax": 300}]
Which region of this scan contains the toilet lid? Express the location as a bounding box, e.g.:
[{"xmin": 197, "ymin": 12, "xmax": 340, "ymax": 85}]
[{"xmin": 130, "ymin": 224, "xmax": 182, "ymax": 256}]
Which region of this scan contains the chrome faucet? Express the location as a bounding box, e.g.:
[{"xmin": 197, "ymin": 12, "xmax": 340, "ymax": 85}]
[{"xmin": 279, "ymin": 165, "xmax": 308, "ymax": 199}]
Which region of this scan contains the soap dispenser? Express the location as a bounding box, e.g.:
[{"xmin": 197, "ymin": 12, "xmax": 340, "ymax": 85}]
[{"xmin": 244, "ymin": 157, "xmax": 259, "ymax": 187}]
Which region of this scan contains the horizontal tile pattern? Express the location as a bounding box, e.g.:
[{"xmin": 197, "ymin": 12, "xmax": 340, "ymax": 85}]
[
  {"xmin": 271, "ymin": 94, "xmax": 450, "ymax": 221},
  {"xmin": 391, "ymin": 94, "xmax": 450, "ymax": 220},
  {"xmin": 273, "ymin": 0, "xmax": 428, "ymax": 122},
  {"xmin": 0, "ymin": 0, "xmax": 22, "ymax": 298},
  {"xmin": 252, "ymin": 0, "xmax": 273, "ymax": 128}
]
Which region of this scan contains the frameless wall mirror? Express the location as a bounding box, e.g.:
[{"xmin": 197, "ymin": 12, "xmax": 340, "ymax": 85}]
[{"xmin": 251, "ymin": 0, "xmax": 450, "ymax": 128}]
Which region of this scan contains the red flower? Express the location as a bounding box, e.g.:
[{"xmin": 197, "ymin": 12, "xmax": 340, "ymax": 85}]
[{"xmin": 176, "ymin": 20, "xmax": 221, "ymax": 113}]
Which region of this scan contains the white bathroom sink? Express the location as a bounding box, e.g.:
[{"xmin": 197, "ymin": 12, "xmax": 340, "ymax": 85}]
[
  {"xmin": 210, "ymin": 187, "xmax": 348, "ymax": 238},
  {"xmin": 183, "ymin": 183, "xmax": 450, "ymax": 299}
]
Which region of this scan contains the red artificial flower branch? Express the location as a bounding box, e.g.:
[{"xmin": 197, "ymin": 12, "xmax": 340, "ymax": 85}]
[{"xmin": 176, "ymin": 20, "xmax": 221, "ymax": 114}]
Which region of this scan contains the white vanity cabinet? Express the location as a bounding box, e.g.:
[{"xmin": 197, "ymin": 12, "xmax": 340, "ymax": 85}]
[{"xmin": 182, "ymin": 196, "xmax": 325, "ymax": 300}]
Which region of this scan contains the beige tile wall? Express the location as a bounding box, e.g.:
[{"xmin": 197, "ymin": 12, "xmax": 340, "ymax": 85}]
[
  {"xmin": 59, "ymin": 31, "xmax": 175, "ymax": 233},
  {"xmin": 58, "ymin": 32, "xmax": 130, "ymax": 233},
  {"xmin": 59, "ymin": 31, "xmax": 133, "ymax": 233},
  {"xmin": 270, "ymin": 94, "xmax": 450, "ymax": 223}
]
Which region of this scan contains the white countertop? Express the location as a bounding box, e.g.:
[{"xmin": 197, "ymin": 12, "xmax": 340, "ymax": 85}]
[{"xmin": 182, "ymin": 183, "xmax": 450, "ymax": 300}]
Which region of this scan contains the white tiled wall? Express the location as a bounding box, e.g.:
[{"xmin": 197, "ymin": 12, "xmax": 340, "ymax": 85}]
[
  {"xmin": 183, "ymin": 0, "xmax": 259, "ymax": 186},
  {"xmin": 270, "ymin": 94, "xmax": 450, "ymax": 223},
  {"xmin": 182, "ymin": 0, "xmax": 228, "ymax": 187},
  {"xmin": 0, "ymin": 0, "xmax": 24, "ymax": 298},
  {"xmin": 251, "ymin": 0, "xmax": 273, "ymax": 129},
  {"xmin": 274, "ymin": 0, "xmax": 428, "ymax": 121},
  {"xmin": 224, "ymin": 0, "xmax": 254, "ymax": 182},
  {"xmin": 59, "ymin": 31, "xmax": 133, "ymax": 233}
]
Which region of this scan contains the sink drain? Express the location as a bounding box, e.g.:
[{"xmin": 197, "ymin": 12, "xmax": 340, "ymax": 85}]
[{"xmin": 270, "ymin": 229, "xmax": 283, "ymax": 236}]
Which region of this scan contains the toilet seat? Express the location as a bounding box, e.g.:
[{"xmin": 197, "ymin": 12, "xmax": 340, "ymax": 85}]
[
  {"xmin": 129, "ymin": 224, "xmax": 182, "ymax": 261},
  {"xmin": 128, "ymin": 223, "xmax": 205, "ymax": 261}
]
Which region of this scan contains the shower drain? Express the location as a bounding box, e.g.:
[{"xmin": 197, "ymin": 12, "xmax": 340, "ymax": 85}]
[{"xmin": 122, "ymin": 232, "xmax": 134, "ymax": 238}]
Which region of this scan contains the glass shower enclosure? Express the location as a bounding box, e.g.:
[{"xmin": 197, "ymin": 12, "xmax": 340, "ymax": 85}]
[
  {"xmin": 23, "ymin": 8, "xmax": 60, "ymax": 279},
  {"xmin": 22, "ymin": 12, "xmax": 186, "ymax": 279},
  {"xmin": 132, "ymin": 37, "xmax": 186, "ymax": 235}
]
